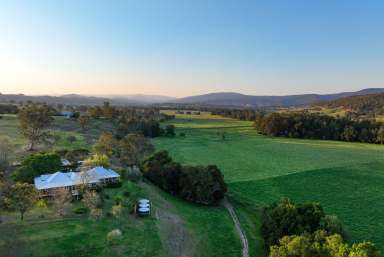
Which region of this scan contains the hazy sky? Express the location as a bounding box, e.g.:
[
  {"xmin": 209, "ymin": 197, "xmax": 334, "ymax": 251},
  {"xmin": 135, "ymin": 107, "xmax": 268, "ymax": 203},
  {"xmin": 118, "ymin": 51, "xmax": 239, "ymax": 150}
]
[{"xmin": 1, "ymin": 0, "xmax": 383, "ymax": 97}]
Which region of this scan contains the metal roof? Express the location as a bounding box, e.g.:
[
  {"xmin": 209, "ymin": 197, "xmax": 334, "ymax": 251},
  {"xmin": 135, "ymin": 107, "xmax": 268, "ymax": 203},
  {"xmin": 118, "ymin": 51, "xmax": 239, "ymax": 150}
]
[{"xmin": 34, "ymin": 166, "xmax": 120, "ymax": 190}]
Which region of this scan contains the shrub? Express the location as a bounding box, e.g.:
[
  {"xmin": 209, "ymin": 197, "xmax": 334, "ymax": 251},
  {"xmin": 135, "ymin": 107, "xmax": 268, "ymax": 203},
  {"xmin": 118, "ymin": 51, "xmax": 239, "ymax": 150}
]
[
  {"xmin": 111, "ymin": 204, "xmax": 123, "ymax": 218},
  {"xmin": 123, "ymin": 191, "xmax": 130, "ymax": 197},
  {"xmin": 35, "ymin": 199, "xmax": 48, "ymax": 209},
  {"xmin": 73, "ymin": 206, "xmax": 88, "ymax": 214},
  {"xmin": 107, "ymin": 229, "xmax": 123, "ymax": 245},
  {"xmin": 179, "ymin": 132, "xmax": 185, "ymax": 137},
  {"xmin": 114, "ymin": 196, "xmax": 122, "ymax": 205}
]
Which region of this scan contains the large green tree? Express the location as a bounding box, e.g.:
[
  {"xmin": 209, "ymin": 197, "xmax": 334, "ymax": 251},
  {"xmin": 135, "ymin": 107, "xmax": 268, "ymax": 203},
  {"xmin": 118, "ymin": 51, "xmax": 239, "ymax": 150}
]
[
  {"xmin": 94, "ymin": 132, "xmax": 116, "ymax": 157},
  {"xmin": 118, "ymin": 134, "xmax": 154, "ymax": 166},
  {"xmin": 269, "ymin": 230, "xmax": 380, "ymax": 257},
  {"xmin": 12, "ymin": 153, "xmax": 62, "ymax": 183},
  {"xmin": 261, "ymin": 198, "xmax": 344, "ymax": 249},
  {"xmin": 9, "ymin": 182, "xmax": 39, "ymax": 220},
  {"xmin": 18, "ymin": 105, "xmax": 54, "ymax": 151}
]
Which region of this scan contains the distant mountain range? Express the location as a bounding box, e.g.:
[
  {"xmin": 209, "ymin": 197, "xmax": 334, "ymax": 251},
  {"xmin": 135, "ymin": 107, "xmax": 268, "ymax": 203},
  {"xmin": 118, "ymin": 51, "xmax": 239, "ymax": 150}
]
[
  {"xmin": 0, "ymin": 88, "xmax": 383, "ymax": 107},
  {"xmin": 0, "ymin": 93, "xmax": 175, "ymax": 106},
  {"xmin": 172, "ymin": 88, "xmax": 384, "ymax": 107}
]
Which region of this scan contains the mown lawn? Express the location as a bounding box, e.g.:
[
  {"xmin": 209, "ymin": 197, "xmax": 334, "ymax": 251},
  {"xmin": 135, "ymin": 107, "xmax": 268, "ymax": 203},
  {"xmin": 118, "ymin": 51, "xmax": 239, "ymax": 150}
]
[{"xmin": 154, "ymin": 111, "xmax": 384, "ymax": 256}]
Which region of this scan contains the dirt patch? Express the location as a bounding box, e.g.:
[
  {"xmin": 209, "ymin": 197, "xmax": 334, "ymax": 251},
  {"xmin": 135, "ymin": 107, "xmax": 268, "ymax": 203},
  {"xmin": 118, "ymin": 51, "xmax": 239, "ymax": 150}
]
[{"xmin": 140, "ymin": 182, "xmax": 195, "ymax": 257}]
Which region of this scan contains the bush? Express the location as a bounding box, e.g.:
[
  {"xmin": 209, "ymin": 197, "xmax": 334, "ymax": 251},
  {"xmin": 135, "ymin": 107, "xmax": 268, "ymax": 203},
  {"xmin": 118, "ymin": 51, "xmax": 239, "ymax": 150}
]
[
  {"xmin": 114, "ymin": 196, "xmax": 122, "ymax": 205},
  {"xmin": 35, "ymin": 199, "xmax": 48, "ymax": 209},
  {"xmin": 73, "ymin": 206, "xmax": 88, "ymax": 214},
  {"xmin": 123, "ymin": 191, "xmax": 130, "ymax": 197},
  {"xmin": 106, "ymin": 229, "xmax": 123, "ymax": 245},
  {"xmin": 179, "ymin": 132, "xmax": 185, "ymax": 137},
  {"xmin": 111, "ymin": 204, "xmax": 123, "ymax": 218}
]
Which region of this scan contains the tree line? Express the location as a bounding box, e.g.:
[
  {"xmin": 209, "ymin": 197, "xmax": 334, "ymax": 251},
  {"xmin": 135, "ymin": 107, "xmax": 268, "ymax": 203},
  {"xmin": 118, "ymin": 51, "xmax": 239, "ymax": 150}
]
[
  {"xmin": 254, "ymin": 112, "xmax": 384, "ymax": 144},
  {"xmin": 141, "ymin": 151, "xmax": 227, "ymax": 205},
  {"xmin": 262, "ymin": 198, "xmax": 380, "ymax": 257},
  {"xmin": 318, "ymin": 93, "xmax": 384, "ymax": 117}
]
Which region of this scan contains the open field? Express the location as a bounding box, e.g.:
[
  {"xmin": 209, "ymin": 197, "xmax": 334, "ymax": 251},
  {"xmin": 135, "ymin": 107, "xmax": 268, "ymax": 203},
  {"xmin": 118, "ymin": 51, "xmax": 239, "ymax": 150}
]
[{"xmin": 155, "ymin": 111, "xmax": 384, "ymax": 256}]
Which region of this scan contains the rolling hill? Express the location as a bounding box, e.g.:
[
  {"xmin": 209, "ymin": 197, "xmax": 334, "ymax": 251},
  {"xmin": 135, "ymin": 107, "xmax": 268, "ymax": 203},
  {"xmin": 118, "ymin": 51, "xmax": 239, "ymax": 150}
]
[
  {"xmin": 317, "ymin": 93, "xmax": 384, "ymax": 115},
  {"xmin": 1, "ymin": 88, "xmax": 383, "ymax": 107},
  {"xmin": 172, "ymin": 88, "xmax": 384, "ymax": 107}
]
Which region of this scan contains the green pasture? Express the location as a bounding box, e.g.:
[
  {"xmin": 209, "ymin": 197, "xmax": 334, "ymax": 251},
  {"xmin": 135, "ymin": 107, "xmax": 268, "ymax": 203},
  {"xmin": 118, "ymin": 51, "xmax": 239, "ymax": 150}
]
[{"xmin": 154, "ymin": 111, "xmax": 384, "ymax": 256}]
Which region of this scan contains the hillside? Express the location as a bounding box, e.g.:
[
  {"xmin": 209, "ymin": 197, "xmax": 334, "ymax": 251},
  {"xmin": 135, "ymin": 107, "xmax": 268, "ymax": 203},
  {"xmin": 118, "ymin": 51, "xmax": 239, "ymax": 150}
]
[
  {"xmin": 173, "ymin": 88, "xmax": 384, "ymax": 107},
  {"xmin": 317, "ymin": 93, "xmax": 384, "ymax": 116},
  {"xmin": 0, "ymin": 94, "xmax": 174, "ymax": 106},
  {"xmin": 1, "ymin": 88, "xmax": 384, "ymax": 107}
]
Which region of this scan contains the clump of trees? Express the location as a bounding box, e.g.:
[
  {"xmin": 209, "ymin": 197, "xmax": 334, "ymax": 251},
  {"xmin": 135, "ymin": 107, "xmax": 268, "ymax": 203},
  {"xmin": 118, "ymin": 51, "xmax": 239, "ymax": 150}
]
[
  {"xmin": 262, "ymin": 199, "xmax": 379, "ymax": 257},
  {"xmin": 142, "ymin": 151, "xmax": 227, "ymax": 205},
  {"xmin": 254, "ymin": 112, "xmax": 384, "ymax": 144},
  {"xmin": 94, "ymin": 132, "xmax": 154, "ymax": 167},
  {"xmin": 269, "ymin": 230, "xmax": 380, "ymax": 257},
  {"xmin": 319, "ymin": 93, "xmax": 384, "ymax": 117},
  {"xmin": 212, "ymin": 109, "xmax": 261, "ymax": 121},
  {"xmin": 117, "ymin": 134, "xmax": 154, "ymax": 166},
  {"xmin": 261, "ymin": 198, "xmax": 344, "ymax": 249},
  {"xmin": 12, "ymin": 153, "xmax": 62, "ymax": 183},
  {"xmin": 0, "ymin": 104, "xmax": 18, "ymax": 114},
  {"xmin": 84, "ymin": 153, "xmax": 110, "ymax": 168},
  {"xmin": 94, "ymin": 132, "xmax": 116, "ymax": 157},
  {"xmin": 18, "ymin": 105, "xmax": 54, "ymax": 150},
  {"xmin": 164, "ymin": 125, "xmax": 175, "ymax": 137}
]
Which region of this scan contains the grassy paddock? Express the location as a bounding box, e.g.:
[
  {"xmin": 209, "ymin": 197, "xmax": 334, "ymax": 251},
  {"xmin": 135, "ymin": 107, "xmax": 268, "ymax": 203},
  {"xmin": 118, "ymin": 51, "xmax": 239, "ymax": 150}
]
[{"xmin": 154, "ymin": 111, "xmax": 384, "ymax": 256}]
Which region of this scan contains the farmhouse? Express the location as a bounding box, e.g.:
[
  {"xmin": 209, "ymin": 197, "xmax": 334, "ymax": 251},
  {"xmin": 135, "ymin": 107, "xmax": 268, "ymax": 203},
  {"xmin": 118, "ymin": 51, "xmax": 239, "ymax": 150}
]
[{"xmin": 34, "ymin": 166, "xmax": 120, "ymax": 197}]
